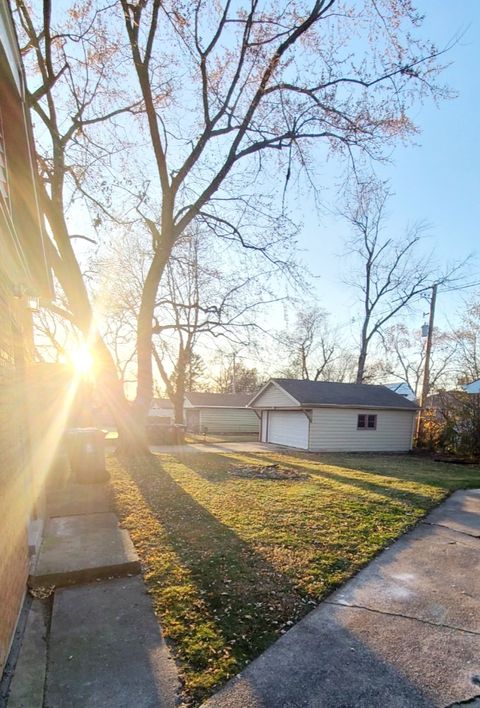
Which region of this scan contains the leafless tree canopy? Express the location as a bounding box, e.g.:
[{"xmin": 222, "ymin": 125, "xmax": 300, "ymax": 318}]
[
  {"xmin": 376, "ymin": 323, "xmax": 458, "ymax": 396},
  {"xmin": 452, "ymin": 296, "xmax": 480, "ymax": 383},
  {"xmin": 277, "ymin": 305, "xmax": 356, "ymax": 382},
  {"xmin": 211, "ymin": 354, "xmax": 264, "ymax": 394},
  {"xmin": 14, "ymin": 0, "xmax": 455, "ymax": 444},
  {"xmin": 342, "ymin": 180, "xmax": 462, "ymax": 383}
]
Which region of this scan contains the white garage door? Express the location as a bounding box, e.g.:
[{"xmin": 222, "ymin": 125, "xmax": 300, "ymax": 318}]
[{"xmin": 267, "ymin": 411, "xmax": 309, "ymax": 449}]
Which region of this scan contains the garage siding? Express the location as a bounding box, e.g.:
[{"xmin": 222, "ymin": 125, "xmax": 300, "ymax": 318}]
[
  {"xmin": 199, "ymin": 408, "xmax": 259, "ymax": 434},
  {"xmin": 309, "ymin": 408, "xmax": 416, "ymax": 452},
  {"xmin": 252, "ymin": 384, "xmax": 296, "ymax": 408},
  {"xmin": 148, "ymin": 409, "xmax": 173, "ymax": 422}
]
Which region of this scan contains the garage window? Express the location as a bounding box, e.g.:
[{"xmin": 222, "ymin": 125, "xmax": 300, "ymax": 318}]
[{"xmin": 357, "ymin": 414, "xmax": 377, "ymax": 430}]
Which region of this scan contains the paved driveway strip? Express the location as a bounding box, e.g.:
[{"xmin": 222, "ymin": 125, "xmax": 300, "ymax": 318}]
[
  {"xmin": 149, "ymin": 441, "xmax": 282, "ymax": 454},
  {"xmin": 203, "ymin": 489, "xmax": 480, "ymax": 708}
]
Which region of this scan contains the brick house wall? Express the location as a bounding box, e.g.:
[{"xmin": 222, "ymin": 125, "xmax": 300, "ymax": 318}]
[
  {"xmin": 0, "ymin": 284, "xmax": 31, "ymax": 673},
  {"xmin": 0, "ymin": 4, "xmax": 53, "ymax": 674}
]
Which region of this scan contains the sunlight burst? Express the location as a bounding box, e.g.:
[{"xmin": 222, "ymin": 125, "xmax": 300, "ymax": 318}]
[{"xmin": 70, "ymin": 344, "xmax": 94, "ymax": 375}]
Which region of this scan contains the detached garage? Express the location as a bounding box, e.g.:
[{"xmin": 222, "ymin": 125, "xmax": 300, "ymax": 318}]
[
  {"xmin": 249, "ymin": 379, "xmax": 418, "ymax": 452},
  {"xmin": 184, "ymin": 392, "xmax": 260, "ymax": 434}
]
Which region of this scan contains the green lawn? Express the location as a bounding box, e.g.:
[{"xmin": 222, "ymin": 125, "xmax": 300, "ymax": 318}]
[{"xmin": 108, "ymin": 449, "xmax": 480, "ymax": 705}]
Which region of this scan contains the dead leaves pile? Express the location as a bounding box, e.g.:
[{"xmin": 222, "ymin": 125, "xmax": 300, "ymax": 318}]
[{"xmin": 227, "ymin": 463, "xmax": 308, "ymax": 480}]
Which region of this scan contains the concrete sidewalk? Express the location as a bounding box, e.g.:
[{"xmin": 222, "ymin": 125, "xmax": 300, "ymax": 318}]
[
  {"xmin": 203, "ymin": 489, "xmax": 480, "ymax": 708},
  {"xmin": 150, "ymin": 440, "xmax": 281, "ymax": 454},
  {"xmin": 7, "ymin": 475, "xmax": 181, "ymax": 708}
]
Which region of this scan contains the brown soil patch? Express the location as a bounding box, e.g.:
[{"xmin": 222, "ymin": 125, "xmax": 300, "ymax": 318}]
[{"xmin": 227, "ymin": 463, "xmax": 308, "ymax": 480}]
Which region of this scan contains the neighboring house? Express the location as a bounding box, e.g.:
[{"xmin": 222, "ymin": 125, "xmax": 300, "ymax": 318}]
[
  {"xmin": 184, "ymin": 392, "xmax": 260, "ymax": 434},
  {"xmin": 383, "ymin": 382, "xmax": 417, "ymax": 402},
  {"xmin": 248, "ymin": 378, "xmax": 418, "ymax": 452},
  {"xmin": 0, "ymin": 4, "xmax": 52, "ymax": 677},
  {"xmin": 463, "ymin": 379, "xmax": 480, "ymax": 394},
  {"xmin": 148, "ymin": 397, "xmax": 174, "ymax": 424}
]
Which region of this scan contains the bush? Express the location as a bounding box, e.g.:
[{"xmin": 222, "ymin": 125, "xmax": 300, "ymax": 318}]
[{"xmin": 424, "ymin": 391, "xmax": 480, "ymax": 459}]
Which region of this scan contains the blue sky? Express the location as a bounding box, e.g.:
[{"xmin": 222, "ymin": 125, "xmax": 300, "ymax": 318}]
[{"xmin": 291, "ymin": 0, "xmax": 480, "ymax": 335}]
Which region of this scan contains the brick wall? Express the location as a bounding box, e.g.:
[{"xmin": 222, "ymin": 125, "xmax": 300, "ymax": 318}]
[{"xmin": 0, "ymin": 285, "xmax": 30, "ymax": 675}]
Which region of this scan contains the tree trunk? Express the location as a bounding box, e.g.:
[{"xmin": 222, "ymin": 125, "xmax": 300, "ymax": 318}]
[
  {"xmin": 173, "ymin": 393, "xmax": 184, "ymax": 425},
  {"xmin": 92, "ymin": 336, "xmax": 147, "ymax": 453},
  {"xmin": 173, "ymin": 349, "xmax": 188, "ymax": 424},
  {"xmin": 356, "ymin": 314, "xmax": 370, "ymax": 383},
  {"xmin": 356, "ymin": 342, "xmax": 368, "ymax": 384},
  {"xmin": 134, "ymin": 239, "xmax": 174, "ymax": 436}
]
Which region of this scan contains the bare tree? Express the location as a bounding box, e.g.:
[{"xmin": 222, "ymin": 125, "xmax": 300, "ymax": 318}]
[
  {"xmin": 16, "ymin": 0, "xmax": 453, "ymax": 448},
  {"xmin": 278, "ymin": 306, "xmax": 356, "ymax": 381},
  {"xmin": 151, "ymin": 234, "xmax": 277, "ymax": 421},
  {"xmin": 96, "ymin": 229, "xmax": 279, "ymax": 420},
  {"xmin": 452, "ymin": 295, "xmax": 480, "ymax": 383},
  {"xmin": 377, "ymin": 323, "xmax": 458, "ymax": 397},
  {"xmin": 342, "ymin": 180, "xmax": 461, "ymax": 383},
  {"xmin": 211, "ymin": 353, "xmax": 263, "ymax": 394},
  {"xmin": 14, "ymin": 1, "xmax": 146, "ymax": 445},
  {"xmin": 33, "ymin": 308, "xmax": 71, "ymax": 363}
]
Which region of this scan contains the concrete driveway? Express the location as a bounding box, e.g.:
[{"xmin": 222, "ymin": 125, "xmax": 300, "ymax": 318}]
[
  {"xmin": 150, "ymin": 440, "xmax": 281, "ymax": 454},
  {"xmin": 203, "ymin": 489, "xmax": 480, "ymax": 708}
]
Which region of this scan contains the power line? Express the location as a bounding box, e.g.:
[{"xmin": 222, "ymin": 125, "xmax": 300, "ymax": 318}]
[{"xmin": 438, "ymin": 280, "xmax": 480, "ymax": 294}]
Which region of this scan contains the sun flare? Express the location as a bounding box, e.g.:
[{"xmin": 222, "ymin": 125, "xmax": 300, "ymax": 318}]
[{"xmin": 70, "ymin": 344, "xmax": 94, "ymax": 375}]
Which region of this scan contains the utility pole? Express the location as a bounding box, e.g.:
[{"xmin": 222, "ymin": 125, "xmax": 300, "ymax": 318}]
[
  {"xmin": 231, "ymin": 352, "xmax": 236, "ymax": 394},
  {"xmin": 416, "ymin": 283, "xmax": 437, "ymax": 445},
  {"xmin": 420, "ymin": 283, "xmax": 438, "ymax": 408},
  {"xmin": 414, "ymin": 277, "xmax": 480, "ymax": 444}
]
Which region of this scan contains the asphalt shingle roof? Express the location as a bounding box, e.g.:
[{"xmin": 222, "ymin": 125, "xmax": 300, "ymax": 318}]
[
  {"xmin": 269, "ymin": 379, "xmax": 418, "ymax": 410},
  {"xmin": 185, "ymin": 391, "xmax": 255, "ymax": 408}
]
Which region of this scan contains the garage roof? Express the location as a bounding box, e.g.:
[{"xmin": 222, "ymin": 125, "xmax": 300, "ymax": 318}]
[
  {"xmin": 251, "ymin": 379, "xmax": 418, "ymax": 410},
  {"xmin": 151, "ymin": 398, "xmax": 173, "ymax": 409},
  {"xmin": 185, "ymin": 391, "xmax": 255, "ymax": 408}
]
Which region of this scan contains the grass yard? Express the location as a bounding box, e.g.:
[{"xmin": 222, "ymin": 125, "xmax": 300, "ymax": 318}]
[{"xmin": 109, "ymin": 449, "xmax": 480, "ymax": 705}]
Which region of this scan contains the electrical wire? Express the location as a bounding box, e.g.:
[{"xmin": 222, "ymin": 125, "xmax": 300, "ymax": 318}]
[{"xmin": 438, "ymin": 280, "xmax": 480, "ymax": 294}]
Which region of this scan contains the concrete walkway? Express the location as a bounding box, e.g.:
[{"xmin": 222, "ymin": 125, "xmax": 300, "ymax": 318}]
[
  {"xmin": 203, "ymin": 489, "xmax": 480, "ymax": 708},
  {"xmin": 7, "ymin": 475, "xmax": 181, "ymax": 708},
  {"xmin": 150, "ymin": 440, "xmax": 280, "ymax": 454}
]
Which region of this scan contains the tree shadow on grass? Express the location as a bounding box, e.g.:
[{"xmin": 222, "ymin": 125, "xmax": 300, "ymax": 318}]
[
  {"xmin": 111, "ymin": 452, "xmax": 313, "ymax": 696},
  {"xmin": 184, "ymin": 448, "xmax": 443, "ymax": 511},
  {"xmin": 289, "ymin": 451, "xmax": 480, "ymax": 491}
]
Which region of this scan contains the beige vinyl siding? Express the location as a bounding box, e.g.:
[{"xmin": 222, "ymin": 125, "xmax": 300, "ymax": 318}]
[
  {"xmin": 148, "ymin": 409, "xmax": 173, "ymax": 420},
  {"xmin": 309, "ymin": 408, "xmax": 416, "ymax": 452},
  {"xmin": 252, "ymin": 383, "xmax": 296, "ymax": 408},
  {"xmin": 199, "ymin": 408, "xmax": 260, "ymax": 434}
]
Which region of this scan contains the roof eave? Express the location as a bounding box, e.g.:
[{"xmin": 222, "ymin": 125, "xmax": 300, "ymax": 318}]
[
  {"xmin": 190, "ymin": 405, "xmax": 250, "ymax": 410},
  {"xmin": 253, "ymin": 402, "xmax": 418, "ymax": 412},
  {"xmin": 247, "ymin": 379, "xmax": 301, "ymax": 408}
]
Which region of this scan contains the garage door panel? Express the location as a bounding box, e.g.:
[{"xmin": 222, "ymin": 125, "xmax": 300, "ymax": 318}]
[{"xmin": 267, "ymin": 411, "xmax": 309, "ymax": 449}]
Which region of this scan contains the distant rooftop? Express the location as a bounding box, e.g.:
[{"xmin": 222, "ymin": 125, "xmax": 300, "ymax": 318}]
[
  {"xmin": 151, "ymin": 398, "xmax": 173, "ymax": 409},
  {"xmin": 185, "ymin": 391, "xmax": 255, "ymax": 408},
  {"xmin": 463, "ymin": 379, "xmax": 480, "ymax": 394},
  {"xmin": 383, "ymin": 382, "xmax": 417, "ymax": 401}
]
